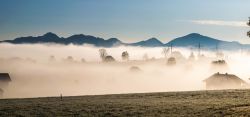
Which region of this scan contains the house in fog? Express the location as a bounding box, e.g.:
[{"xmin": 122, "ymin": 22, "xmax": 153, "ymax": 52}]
[
  {"xmin": 0, "ymin": 73, "xmax": 11, "ymax": 85},
  {"xmin": 0, "ymin": 73, "xmax": 11, "ymax": 97},
  {"xmin": 203, "ymin": 72, "xmax": 247, "ymax": 90}
]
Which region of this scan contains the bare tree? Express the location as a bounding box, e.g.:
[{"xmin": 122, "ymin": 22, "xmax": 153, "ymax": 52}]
[
  {"xmin": 121, "ymin": 51, "xmax": 129, "ymax": 61},
  {"xmin": 162, "ymin": 48, "xmax": 170, "ymax": 58},
  {"xmin": 99, "ymin": 49, "xmax": 107, "ymax": 61}
]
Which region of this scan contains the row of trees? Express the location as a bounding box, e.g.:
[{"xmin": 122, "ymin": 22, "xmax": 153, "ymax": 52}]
[
  {"xmin": 98, "ymin": 47, "xmax": 171, "ymax": 62},
  {"xmin": 99, "ymin": 49, "xmax": 130, "ymax": 62},
  {"xmin": 49, "ymin": 55, "xmax": 86, "ymax": 63}
]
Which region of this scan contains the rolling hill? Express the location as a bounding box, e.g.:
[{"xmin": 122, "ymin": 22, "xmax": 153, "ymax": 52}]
[{"xmin": 0, "ymin": 32, "xmax": 249, "ymax": 50}]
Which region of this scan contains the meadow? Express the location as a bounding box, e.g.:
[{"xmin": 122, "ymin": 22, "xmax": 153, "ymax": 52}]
[{"xmin": 1, "ymin": 89, "xmax": 250, "ymax": 116}]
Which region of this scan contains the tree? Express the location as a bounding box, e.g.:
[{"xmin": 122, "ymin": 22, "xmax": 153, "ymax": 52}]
[
  {"xmin": 104, "ymin": 55, "xmax": 115, "ymax": 62},
  {"xmin": 162, "ymin": 48, "xmax": 170, "ymax": 58},
  {"xmin": 99, "ymin": 49, "xmax": 107, "ymax": 61},
  {"xmin": 248, "ymin": 17, "xmax": 250, "ymax": 37},
  {"xmin": 66, "ymin": 56, "xmax": 74, "ymax": 62},
  {"xmin": 121, "ymin": 51, "xmax": 129, "ymax": 61},
  {"xmin": 49, "ymin": 55, "xmax": 56, "ymax": 62},
  {"xmin": 81, "ymin": 58, "xmax": 86, "ymax": 63}
]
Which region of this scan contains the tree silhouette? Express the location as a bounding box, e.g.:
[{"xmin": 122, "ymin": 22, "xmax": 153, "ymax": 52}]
[
  {"xmin": 104, "ymin": 55, "xmax": 115, "ymax": 62},
  {"xmin": 121, "ymin": 51, "xmax": 129, "ymax": 61},
  {"xmin": 99, "ymin": 49, "xmax": 107, "ymax": 61},
  {"xmin": 81, "ymin": 58, "xmax": 86, "ymax": 63},
  {"xmin": 248, "ymin": 17, "xmax": 250, "ymax": 37},
  {"xmin": 162, "ymin": 48, "xmax": 170, "ymax": 58},
  {"xmin": 49, "ymin": 55, "xmax": 56, "ymax": 62},
  {"xmin": 66, "ymin": 56, "xmax": 74, "ymax": 62}
]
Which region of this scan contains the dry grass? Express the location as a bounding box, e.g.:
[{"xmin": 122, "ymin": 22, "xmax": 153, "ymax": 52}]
[{"xmin": 1, "ymin": 89, "xmax": 250, "ymax": 116}]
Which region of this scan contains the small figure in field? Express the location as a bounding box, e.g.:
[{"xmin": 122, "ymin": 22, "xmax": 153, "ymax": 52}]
[
  {"xmin": 0, "ymin": 88, "xmax": 3, "ymax": 98},
  {"xmin": 60, "ymin": 94, "xmax": 63, "ymax": 101}
]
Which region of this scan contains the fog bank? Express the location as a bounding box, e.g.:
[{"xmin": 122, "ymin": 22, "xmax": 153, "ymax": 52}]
[{"xmin": 0, "ymin": 43, "xmax": 250, "ymax": 98}]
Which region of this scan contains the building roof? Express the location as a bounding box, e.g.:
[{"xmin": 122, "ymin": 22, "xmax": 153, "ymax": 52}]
[
  {"xmin": 0, "ymin": 73, "xmax": 11, "ymax": 82},
  {"xmin": 204, "ymin": 72, "xmax": 245, "ymax": 84}
]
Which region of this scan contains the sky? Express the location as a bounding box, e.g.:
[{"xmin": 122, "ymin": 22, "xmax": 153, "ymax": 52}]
[{"xmin": 0, "ymin": 0, "xmax": 250, "ymax": 43}]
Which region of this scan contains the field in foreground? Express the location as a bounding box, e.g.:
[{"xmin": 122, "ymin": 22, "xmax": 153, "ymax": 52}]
[{"xmin": 1, "ymin": 90, "xmax": 250, "ymax": 116}]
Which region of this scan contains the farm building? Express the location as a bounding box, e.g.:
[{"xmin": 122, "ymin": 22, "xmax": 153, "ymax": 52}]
[
  {"xmin": 203, "ymin": 72, "xmax": 247, "ymax": 90},
  {"xmin": 0, "ymin": 73, "xmax": 11, "ymax": 84},
  {"xmin": 0, "ymin": 73, "xmax": 11, "ymax": 97}
]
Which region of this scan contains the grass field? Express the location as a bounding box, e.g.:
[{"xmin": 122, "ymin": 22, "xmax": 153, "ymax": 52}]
[{"xmin": 1, "ymin": 89, "xmax": 250, "ymax": 116}]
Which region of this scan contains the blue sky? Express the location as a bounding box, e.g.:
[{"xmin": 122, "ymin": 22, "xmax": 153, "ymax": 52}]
[{"xmin": 0, "ymin": 0, "xmax": 249, "ymax": 43}]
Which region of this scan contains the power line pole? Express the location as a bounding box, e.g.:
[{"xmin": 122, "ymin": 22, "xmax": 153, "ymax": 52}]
[{"xmin": 170, "ymin": 43, "xmax": 173, "ymax": 54}]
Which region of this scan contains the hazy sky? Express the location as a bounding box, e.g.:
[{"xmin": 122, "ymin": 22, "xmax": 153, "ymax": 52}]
[{"xmin": 0, "ymin": 0, "xmax": 249, "ymax": 43}]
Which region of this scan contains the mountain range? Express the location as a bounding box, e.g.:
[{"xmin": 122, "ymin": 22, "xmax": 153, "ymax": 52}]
[{"xmin": 0, "ymin": 32, "xmax": 249, "ymax": 50}]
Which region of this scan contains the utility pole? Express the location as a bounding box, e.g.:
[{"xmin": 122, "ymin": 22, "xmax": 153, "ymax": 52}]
[
  {"xmin": 216, "ymin": 43, "xmax": 218, "ymax": 53},
  {"xmin": 170, "ymin": 43, "xmax": 173, "ymax": 54}
]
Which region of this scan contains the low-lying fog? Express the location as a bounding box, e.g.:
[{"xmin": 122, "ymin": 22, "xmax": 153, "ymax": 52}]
[{"xmin": 1, "ymin": 43, "xmax": 250, "ymax": 98}]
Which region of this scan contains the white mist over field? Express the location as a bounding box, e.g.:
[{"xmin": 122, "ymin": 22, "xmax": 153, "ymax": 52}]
[{"xmin": 1, "ymin": 43, "xmax": 250, "ymax": 98}]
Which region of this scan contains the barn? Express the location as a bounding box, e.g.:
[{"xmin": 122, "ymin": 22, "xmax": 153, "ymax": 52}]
[
  {"xmin": 203, "ymin": 72, "xmax": 247, "ymax": 90},
  {"xmin": 0, "ymin": 73, "xmax": 11, "ymax": 83},
  {"xmin": 0, "ymin": 73, "xmax": 11, "ymax": 97}
]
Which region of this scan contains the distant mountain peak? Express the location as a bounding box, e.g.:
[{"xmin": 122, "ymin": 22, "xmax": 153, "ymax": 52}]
[
  {"xmin": 43, "ymin": 32, "xmax": 59, "ymax": 39},
  {"xmin": 147, "ymin": 37, "xmax": 159, "ymax": 41},
  {"xmin": 187, "ymin": 33, "xmax": 201, "ymax": 36},
  {"xmin": 0, "ymin": 32, "xmax": 247, "ymax": 50},
  {"xmin": 108, "ymin": 38, "xmax": 119, "ymax": 41},
  {"xmin": 131, "ymin": 37, "xmax": 163, "ymax": 47},
  {"xmin": 183, "ymin": 33, "xmax": 205, "ymax": 38}
]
